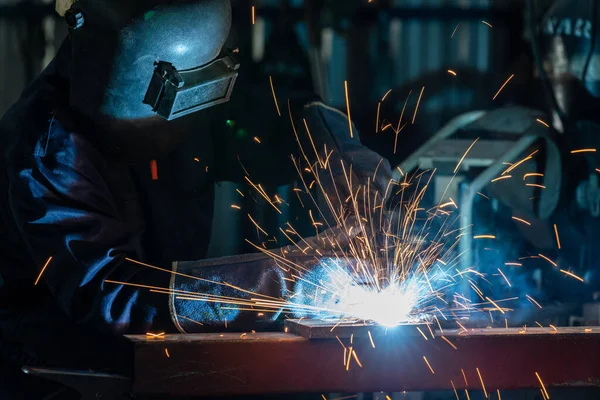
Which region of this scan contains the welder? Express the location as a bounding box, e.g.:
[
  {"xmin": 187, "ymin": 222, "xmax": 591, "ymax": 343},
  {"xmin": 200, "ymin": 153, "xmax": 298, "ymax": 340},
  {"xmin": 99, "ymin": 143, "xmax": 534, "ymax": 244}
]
[
  {"xmin": 501, "ymin": 0, "xmax": 600, "ymax": 286},
  {"xmin": 532, "ymin": 0, "xmax": 600, "ymax": 279},
  {"xmin": 0, "ymin": 0, "xmax": 392, "ymax": 398},
  {"xmin": 465, "ymin": 0, "xmax": 600, "ymax": 314}
]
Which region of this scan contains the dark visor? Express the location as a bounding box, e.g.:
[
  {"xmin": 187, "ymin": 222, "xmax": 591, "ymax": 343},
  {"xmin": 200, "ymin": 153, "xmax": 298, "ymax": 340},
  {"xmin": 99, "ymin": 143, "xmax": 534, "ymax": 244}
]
[{"xmin": 143, "ymin": 49, "xmax": 240, "ymax": 121}]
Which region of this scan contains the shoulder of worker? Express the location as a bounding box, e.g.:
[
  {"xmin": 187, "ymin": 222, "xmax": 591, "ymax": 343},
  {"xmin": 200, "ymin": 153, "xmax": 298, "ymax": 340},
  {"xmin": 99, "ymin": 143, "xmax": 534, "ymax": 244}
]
[{"xmin": 0, "ymin": 39, "xmax": 100, "ymax": 170}]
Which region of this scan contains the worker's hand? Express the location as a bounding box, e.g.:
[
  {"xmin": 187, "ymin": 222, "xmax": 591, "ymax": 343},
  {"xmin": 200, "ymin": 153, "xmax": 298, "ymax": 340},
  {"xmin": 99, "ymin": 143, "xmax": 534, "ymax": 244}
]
[
  {"xmin": 168, "ymin": 220, "xmax": 361, "ymax": 333},
  {"xmin": 290, "ymin": 101, "xmax": 394, "ymax": 222}
]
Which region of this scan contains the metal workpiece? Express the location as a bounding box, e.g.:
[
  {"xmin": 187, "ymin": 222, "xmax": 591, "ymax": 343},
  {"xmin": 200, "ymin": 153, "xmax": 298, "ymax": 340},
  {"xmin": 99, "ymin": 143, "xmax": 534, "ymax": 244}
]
[
  {"xmin": 284, "ymin": 318, "xmax": 431, "ymax": 339},
  {"xmin": 127, "ymin": 326, "xmax": 600, "ymax": 397}
]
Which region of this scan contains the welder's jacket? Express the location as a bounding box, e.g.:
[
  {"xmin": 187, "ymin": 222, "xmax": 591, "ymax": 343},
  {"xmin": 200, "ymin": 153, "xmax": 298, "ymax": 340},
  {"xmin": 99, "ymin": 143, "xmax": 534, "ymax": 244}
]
[{"xmin": 0, "ymin": 41, "xmax": 390, "ymax": 370}]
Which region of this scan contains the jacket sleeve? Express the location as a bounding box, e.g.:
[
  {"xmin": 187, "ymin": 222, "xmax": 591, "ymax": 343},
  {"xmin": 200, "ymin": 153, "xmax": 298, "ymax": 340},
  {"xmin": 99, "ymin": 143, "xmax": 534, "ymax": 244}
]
[
  {"xmin": 169, "ymin": 253, "xmax": 341, "ymax": 333},
  {"xmin": 7, "ymin": 124, "xmax": 176, "ymax": 335}
]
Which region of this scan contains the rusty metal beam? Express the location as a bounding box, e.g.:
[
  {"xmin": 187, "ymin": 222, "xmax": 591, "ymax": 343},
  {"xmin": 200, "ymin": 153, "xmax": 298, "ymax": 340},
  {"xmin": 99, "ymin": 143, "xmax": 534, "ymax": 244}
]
[
  {"xmin": 283, "ymin": 319, "xmax": 428, "ymax": 339},
  {"xmin": 128, "ymin": 326, "xmax": 600, "ymax": 398}
]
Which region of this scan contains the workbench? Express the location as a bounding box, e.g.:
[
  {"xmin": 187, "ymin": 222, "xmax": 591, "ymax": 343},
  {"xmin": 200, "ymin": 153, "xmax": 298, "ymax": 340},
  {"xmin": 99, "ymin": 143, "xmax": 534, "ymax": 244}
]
[{"xmin": 127, "ymin": 326, "xmax": 600, "ymax": 398}]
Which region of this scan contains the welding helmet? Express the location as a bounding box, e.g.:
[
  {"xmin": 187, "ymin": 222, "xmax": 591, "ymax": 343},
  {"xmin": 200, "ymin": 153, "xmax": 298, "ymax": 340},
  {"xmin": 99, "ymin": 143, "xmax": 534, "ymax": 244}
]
[
  {"xmin": 60, "ymin": 0, "xmax": 237, "ymax": 123},
  {"xmin": 529, "ymin": 0, "xmax": 600, "ymax": 132}
]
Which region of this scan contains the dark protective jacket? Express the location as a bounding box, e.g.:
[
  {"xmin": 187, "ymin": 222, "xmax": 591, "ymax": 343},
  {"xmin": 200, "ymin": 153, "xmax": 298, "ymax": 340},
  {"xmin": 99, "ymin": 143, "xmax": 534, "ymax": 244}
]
[{"xmin": 0, "ymin": 40, "xmax": 391, "ymax": 371}]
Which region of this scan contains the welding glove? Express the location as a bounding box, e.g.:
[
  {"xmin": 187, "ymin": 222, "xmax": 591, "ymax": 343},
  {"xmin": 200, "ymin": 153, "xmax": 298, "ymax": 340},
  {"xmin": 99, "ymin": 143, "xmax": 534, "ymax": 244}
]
[
  {"xmin": 290, "ymin": 101, "xmax": 394, "ymax": 222},
  {"xmin": 169, "ymin": 220, "xmax": 359, "ymax": 333}
]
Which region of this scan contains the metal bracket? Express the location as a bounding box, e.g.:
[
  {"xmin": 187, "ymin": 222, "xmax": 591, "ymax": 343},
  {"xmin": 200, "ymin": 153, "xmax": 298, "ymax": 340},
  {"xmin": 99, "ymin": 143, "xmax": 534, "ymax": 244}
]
[{"xmin": 22, "ymin": 366, "xmax": 132, "ymax": 400}]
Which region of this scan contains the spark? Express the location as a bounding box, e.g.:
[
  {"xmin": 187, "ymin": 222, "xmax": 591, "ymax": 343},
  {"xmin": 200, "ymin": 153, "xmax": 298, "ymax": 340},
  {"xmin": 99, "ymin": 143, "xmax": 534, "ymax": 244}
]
[
  {"xmin": 386, "ymin": 397, "xmax": 392, "ymax": 400},
  {"xmin": 503, "ymin": 155, "xmax": 532, "ymax": 175},
  {"xmin": 248, "ymin": 214, "xmax": 268, "ymax": 235},
  {"xmin": 571, "ymin": 148, "xmax": 596, "ymax": 153},
  {"xmin": 412, "ymin": 86, "xmax": 425, "ymax": 124},
  {"xmin": 523, "ymin": 173, "xmax": 543, "ymax": 180},
  {"xmin": 497, "ymin": 389, "xmax": 502, "ymax": 400},
  {"xmin": 536, "ymin": 321, "xmax": 543, "ymax": 327},
  {"xmin": 231, "ymin": 204, "xmax": 241, "ymax": 210},
  {"xmin": 477, "ymin": 192, "xmax": 490, "ymax": 200},
  {"xmin": 236, "ymin": 189, "xmax": 245, "ymax": 197},
  {"xmin": 536, "ymin": 118, "xmax": 550, "ymax": 128},
  {"xmin": 441, "ymin": 335, "xmax": 458, "ymax": 350},
  {"xmin": 549, "ymin": 325, "xmax": 557, "ymax": 331},
  {"xmin": 269, "ymin": 76, "xmax": 281, "ymax": 116},
  {"xmin": 146, "ymin": 332, "xmax": 165, "ymax": 338},
  {"xmin": 179, "ymin": 315, "xmax": 204, "ymax": 326},
  {"xmin": 165, "ymin": 348, "xmax": 170, "ymax": 357},
  {"xmin": 476, "ymin": 368, "xmax": 488, "ymax": 398},
  {"xmin": 193, "ymin": 157, "xmax": 200, "ymax": 162},
  {"xmin": 559, "ymin": 269, "xmax": 584, "ymax": 282},
  {"xmin": 474, "ymin": 235, "xmax": 495, "ymax": 239},
  {"xmin": 482, "ymin": 20, "xmax": 493, "ymax": 28},
  {"xmin": 245, "ymin": 176, "xmax": 282, "ymax": 214},
  {"xmin": 526, "ymin": 295, "xmax": 542, "ymax": 309},
  {"xmin": 553, "ymin": 224, "xmax": 561, "ymax": 249},
  {"xmin": 439, "ymin": 200, "xmax": 457, "ymax": 210},
  {"xmin": 493, "ymin": 74, "xmax": 514, "ymax": 100},
  {"xmin": 491, "ymin": 175, "xmax": 511, "ymax": 182},
  {"xmin": 367, "ymin": 330, "xmax": 376, "ymax": 348},
  {"xmin": 448, "ymin": 70, "xmax": 457, "ymax": 76},
  {"xmin": 34, "ymin": 256, "xmax": 53, "ymax": 286},
  {"xmin": 536, "ymin": 372, "xmax": 550, "ymax": 399},
  {"xmin": 381, "ymin": 89, "xmax": 392, "ymax": 102},
  {"xmin": 344, "ymin": 81, "xmax": 354, "ymax": 138},
  {"xmin": 485, "ymin": 297, "xmax": 505, "ymax": 314},
  {"xmin": 538, "ymin": 253, "xmax": 557, "ymax": 267},
  {"xmin": 352, "ymin": 349, "xmax": 363, "ymax": 368},
  {"xmin": 465, "ymin": 390, "xmax": 471, "ymax": 400},
  {"xmin": 416, "ymin": 326, "xmax": 429, "ymax": 340},
  {"xmin": 253, "ymin": 136, "xmax": 261, "ymax": 143},
  {"xmin": 251, "ymin": 6, "xmax": 255, "ymax": 24},
  {"xmin": 346, "ymin": 346, "xmax": 352, "ymax": 371},
  {"xmin": 526, "ymin": 183, "xmax": 546, "ymax": 189},
  {"xmin": 454, "ymin": 138, "xmax": 480, "ymax": 173},
  {"xmin": 451, "ymin": 381, "xmax": 460, "ymax": 400},
  {"xmin": 451, "ymin": 23, "xmax": 460, "ymax": 38},
  {"xmin": 461, "ymin": 368, "xmax": 468, "ymax": 386},
  {"xmin": 376, "ymin": 102, "xmax": 381, "ymax": 132},
  {"xmin": 423, "ymin": 356, "xmax": 435, "ymax": 374},
  {"xmin": 434, "ymin": 315, "xmax": 444, "ymax": 333},
  {"xmin": 426, "ymin": 323, "xmax": 435, "ymax": 339},
  {"xmin": 512, "ymin": 216, "xmax": 531, "ymax": 226},
  {"xmin": 497, "ymin": 268, "xmax": 512, "ymax": 287}
]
